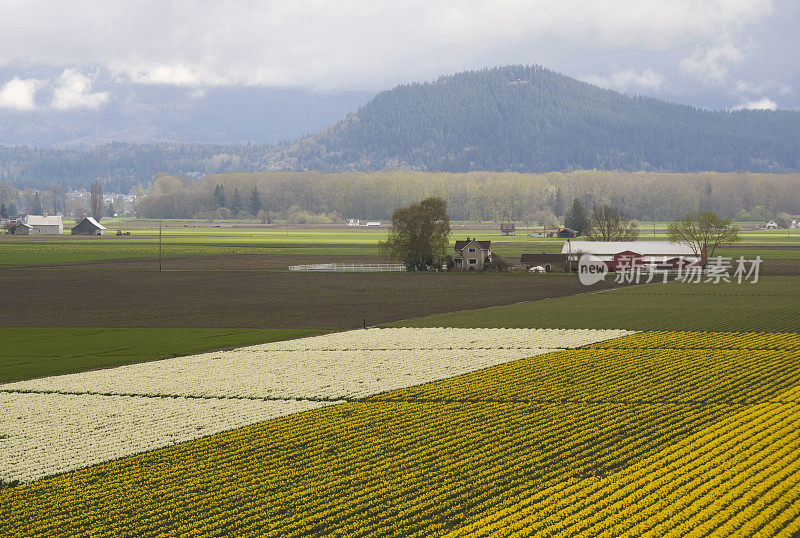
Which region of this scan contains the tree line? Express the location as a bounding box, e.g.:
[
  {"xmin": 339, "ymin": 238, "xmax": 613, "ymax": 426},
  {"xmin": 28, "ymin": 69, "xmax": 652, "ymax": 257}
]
[{"xmin": 133, "ymin": 170, "xmax": 800, "ymax": 223}]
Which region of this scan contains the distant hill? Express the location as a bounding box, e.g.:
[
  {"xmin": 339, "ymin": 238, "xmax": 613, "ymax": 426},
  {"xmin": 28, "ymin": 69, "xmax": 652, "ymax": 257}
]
[{"xmin": 276, "ymin": 65, "xmax": 800, "ymax": 173}]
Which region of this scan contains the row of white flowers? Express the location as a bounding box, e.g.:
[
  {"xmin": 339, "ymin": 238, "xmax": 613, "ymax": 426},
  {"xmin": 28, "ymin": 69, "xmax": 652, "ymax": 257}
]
[
  {"xmin": 250, "ymin": 328, "xmax": 635, "ymax": 351},
  {"xmin": 2, "ymin": 329, "xmax": 634, "ymax": 401},
  {"xmin": 0, "ymin": 393, "xmax": 332, "ymax": 484},
  {"xmin": 0, "ymin": 328, "xmax": 634, "ymax": 483}
]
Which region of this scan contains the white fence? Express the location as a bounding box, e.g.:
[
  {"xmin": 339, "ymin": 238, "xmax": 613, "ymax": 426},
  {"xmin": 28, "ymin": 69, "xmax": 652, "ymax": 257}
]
[{"xmin": 289, "ymin": 263, "xmax": 406, "ymax": 272}]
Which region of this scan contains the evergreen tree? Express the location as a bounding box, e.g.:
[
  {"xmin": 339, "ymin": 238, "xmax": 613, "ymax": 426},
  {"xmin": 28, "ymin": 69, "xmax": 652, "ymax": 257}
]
[
  {"xmin": 106, "ymin": 201, "xmax": 115, "ymax": 217},
  {"xmin": 0, "ymin": 203, "xmax": 6, "ymax": 218},
  {"xmin": 248, "ymin": 186, "xmax": 262, "ymax": 215},
  {"xmin": 32, "ymin": 191, "xmax": 43, "ymax": 214},
  {"xmin": 212, "ymin": 184, "xmax": 226, "ymax": 209},
  {"xmin": 553, "ymin": 187, "xmax": 565, "ymax": 217},
  {"xmin": 231, "ymin": 187, "xmax": 242, "ymax": 216},
  {"xmin": 564, "ymin": 199, "xmax": 589, "ymax": 236}
]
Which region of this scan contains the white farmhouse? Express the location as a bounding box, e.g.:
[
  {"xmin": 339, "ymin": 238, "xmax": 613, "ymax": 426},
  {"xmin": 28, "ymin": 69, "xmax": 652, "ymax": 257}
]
[{"xmin": 24, "ymin": 215, "xmax": 63, "ymax": 235}]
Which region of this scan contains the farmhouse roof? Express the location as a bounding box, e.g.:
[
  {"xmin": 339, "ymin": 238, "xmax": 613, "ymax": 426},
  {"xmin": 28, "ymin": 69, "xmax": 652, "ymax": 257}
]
[
  {"xmin": 561, "ymin": 241, "xmax": 695, "ymax": 256},
  {"xmin": 454, "ymin": 239, "xmax": 492, "ymax": 250},
  {"xmin": 25, "ymin": 215, "xmax": 62, "ymax": 226},
  {"xmin": 83, "ymin": 217, "xmax": 107, "ymax": 230}
]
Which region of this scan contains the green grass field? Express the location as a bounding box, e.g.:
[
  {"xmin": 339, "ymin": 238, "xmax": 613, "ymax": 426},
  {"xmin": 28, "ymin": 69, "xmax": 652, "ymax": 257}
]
[
  {"xmin": 0, "ymin": 328, "xmax": 323, "ymax": 383},
  {"xmin": 2, "ymin": 223, "xmax": 797, "ymax": 266},
  {"xmin": 388, "ymin": 276, "xmax": 800, "ymax": 333}
]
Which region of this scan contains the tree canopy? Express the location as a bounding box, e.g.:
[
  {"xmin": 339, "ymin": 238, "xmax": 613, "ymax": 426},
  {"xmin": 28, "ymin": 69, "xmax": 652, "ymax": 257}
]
[
  {"xmin": 668, "ymin": 212, "xmax": 741, "ymax": 265},
  {"xmin": 379, "ymin": 197, "xmax": 451, "ymax": 271}
]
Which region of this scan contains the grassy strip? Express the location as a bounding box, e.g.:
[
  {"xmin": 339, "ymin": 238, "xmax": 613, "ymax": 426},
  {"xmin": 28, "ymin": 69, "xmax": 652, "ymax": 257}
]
[
  {"xmin": 0, "ymin": 328, "xmax": 323, "ymax": 383},
  {"xmin": 387, "ymin": 276, "xmax": 800, "ymax": 333}
]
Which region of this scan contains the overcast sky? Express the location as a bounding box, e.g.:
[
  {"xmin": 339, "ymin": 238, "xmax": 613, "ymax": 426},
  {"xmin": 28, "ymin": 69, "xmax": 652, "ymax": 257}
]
[{"xmin": 1, "ymin": 0, "xmax": 798, "ymax": 112}]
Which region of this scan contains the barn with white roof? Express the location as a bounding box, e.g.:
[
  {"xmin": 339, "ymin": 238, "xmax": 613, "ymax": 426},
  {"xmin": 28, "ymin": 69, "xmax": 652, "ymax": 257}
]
[
  {"xmin": 23, "ymin": 215, "xmax": 63, "ymax": 235},
  {"xmin": 561, "ymin": 241, "xmax": 703, "ymax": 271}
]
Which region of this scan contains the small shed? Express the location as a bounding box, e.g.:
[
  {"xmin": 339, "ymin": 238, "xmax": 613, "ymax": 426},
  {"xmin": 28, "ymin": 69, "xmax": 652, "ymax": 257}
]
[
  {"xmin": 557, "ymin": 228, "xmax": 578, "ymax": 238},
  {"xmin": 500, "ymin": 223, "xmax": 516, "ymax": 236},
  {"xmin": 13, "ymin": 223, "xmax": 33, "ymax": 235},
  {"xmin": 71, "ymin": 217, "xmax": 107, "ymax": 236},
  {"xmin": 520, "ymin": 253, "xmax": 567, "ymax": 272}
]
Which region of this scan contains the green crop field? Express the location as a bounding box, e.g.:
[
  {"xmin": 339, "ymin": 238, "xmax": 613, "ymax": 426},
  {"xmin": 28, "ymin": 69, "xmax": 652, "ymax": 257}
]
[
  {"xmin": 388, "ymin": 276, "xmax": 800, "ymax": 333},
  {"xmin": 3, "ymin": 222, "xmax": 797, "ymax": 266},
  {"xmin": 0, "ymin": 328, "xmax": 323, "ymax": 383}
]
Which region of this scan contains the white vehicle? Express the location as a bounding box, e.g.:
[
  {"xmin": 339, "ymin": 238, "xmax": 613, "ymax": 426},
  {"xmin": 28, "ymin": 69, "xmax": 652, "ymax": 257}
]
[{"xmin": 529, "ymin": 265, "xmax": 546, "ymax": 273}]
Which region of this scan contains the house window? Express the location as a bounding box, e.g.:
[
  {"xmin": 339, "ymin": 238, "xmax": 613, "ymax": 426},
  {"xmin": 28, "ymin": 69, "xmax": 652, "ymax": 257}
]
[
  {"xmin": 468, "ymin": 248, "xmax": 476, "ymax": 252},
  {"xmin": 469, "ymin": 259, "xmax": 477, "ymax": 264}
]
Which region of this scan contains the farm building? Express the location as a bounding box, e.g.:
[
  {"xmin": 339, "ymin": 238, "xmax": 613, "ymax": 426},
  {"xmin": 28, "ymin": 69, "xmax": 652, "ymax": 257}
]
[
  {"xmin": 500, "ymin": 223, "xmax": 516, "ymax": 236},
  {"xmin": 454, "ymin": 237, "xmax": 492, "ymax": 270},
  {"xmin": 520, "ymin": 253, "xmax": 568, "ymax": 272},
  {"xmin": 765, "ymin": 220, "xmax": 778, "ymax": 229},
  {"xmin": 23, "ymin": 215, "xmax": 63, "ymax": 235},
  {"xmin": 561, "ymin": 241, "xmax": 702, "ymax": 271},
  {"xmin": 529, "ymin": 227, "xmax": 576, "ymax": 238},
  {"xmin": 529, "ymin": 227, "xmax": 560, "ymax": 238},
  {"xmin": 557, "ymin": 228, "xmax": 578, "ymax": 238},
  {"xmin": 71, "ymin": 217, "xmax": 107, "ymax": 236},
  {"xmin": 12, "ymin": 222, "xmax": 33, "ymax": 235}
]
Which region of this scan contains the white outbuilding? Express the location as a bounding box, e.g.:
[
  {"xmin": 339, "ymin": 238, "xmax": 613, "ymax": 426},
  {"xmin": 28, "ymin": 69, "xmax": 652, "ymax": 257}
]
[{"xmin": 23, "ymin": 215, "xmax": 63, "ymax": 235}]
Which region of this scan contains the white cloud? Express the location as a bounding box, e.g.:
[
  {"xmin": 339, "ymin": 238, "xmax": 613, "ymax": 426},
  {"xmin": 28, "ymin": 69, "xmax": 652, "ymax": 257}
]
[
  {"xmin": 582, "ymin": 69, "xmax": 665, "ymax": 91},
  {"xmin": 681, "ymin": 43, "xmax": 743, "ymax": 84},
  {"xmin": 0, "ymin": 77, "xmax": 41, "ymax": 110},
  {"xmin": 51, "ymin": 69, "xmax": 109, "ymax": 110},
  {"xmin": 0, "ymin": 0, "xmax": 778, "ymax": 91},
  {"xmin": 733, "ymin": 97, "xmax": 777, "ymax": 110},
  {"xmin": 734, "ymin": 80, "xmax": 792, "ymax": 95}
]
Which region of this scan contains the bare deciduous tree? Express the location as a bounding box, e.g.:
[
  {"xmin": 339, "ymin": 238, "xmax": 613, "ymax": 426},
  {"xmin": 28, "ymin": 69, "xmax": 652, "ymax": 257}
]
[{"xmin": 586, "ymin": 205, "xmax": 639, "ymax": 241}]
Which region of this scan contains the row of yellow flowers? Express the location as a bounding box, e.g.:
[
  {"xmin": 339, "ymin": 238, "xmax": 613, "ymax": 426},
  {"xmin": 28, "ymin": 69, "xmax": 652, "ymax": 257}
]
[
  {"xmin": 449, "ymin": 385, "xmax": 800, "ymax": 537},
  {"xmin": 585, "ymin": 330, "xmax": 800, "ymax": 351}
]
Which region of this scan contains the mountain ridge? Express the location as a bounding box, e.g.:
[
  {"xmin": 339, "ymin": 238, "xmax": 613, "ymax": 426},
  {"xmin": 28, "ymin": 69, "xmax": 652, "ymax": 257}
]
[
  {"xmin": 2, "ymin": 64, "xmax": 800, "ymax": 191},
  {"xmin": 271, "ymin": 65, "xmax": 800, "ymax": 173}
]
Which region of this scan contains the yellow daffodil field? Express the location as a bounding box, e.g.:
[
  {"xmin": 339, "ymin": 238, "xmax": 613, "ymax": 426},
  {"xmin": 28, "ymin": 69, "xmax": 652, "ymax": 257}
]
[{"xmin": 1, "ymin": 329, "xmax": 799, "ymax": 536}]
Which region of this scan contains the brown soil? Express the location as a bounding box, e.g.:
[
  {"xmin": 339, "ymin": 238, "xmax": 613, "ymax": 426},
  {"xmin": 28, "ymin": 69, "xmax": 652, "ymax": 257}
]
[
  {"xmin": 28, "ymin": 254, "xmax": 387, "ymax": 272},
  {"xmin": 1, "ymin": 261, "xmax": 627, "ymax": 329}
]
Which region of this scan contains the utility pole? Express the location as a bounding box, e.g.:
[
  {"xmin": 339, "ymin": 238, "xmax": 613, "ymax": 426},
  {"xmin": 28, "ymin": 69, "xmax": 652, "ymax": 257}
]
[
  {"xmin": 159, "ymin": 221, "xmax": 163, "ymax": 272},
  {"xmin": 567, "ymin": 239, "xmax": 572, "ymax": 275}
]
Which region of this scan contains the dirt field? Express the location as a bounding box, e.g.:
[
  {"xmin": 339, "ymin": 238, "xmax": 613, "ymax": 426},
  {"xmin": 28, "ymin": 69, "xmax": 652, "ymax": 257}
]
[
  {"xmin": 2, "ymin": 258, "xmax": 628, "ymax": 329},
  {"xmin": 27, "ymin": 254, "xmax": 387, "ymax": 272}
]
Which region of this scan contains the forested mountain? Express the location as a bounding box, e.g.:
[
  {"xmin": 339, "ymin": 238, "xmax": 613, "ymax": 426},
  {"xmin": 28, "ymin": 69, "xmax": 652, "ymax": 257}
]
[
  {"xmin": 0, "ymin": 143, "xmax": 276, "ymax": 192},
  {"xmin": 277, "ymin": 65, "xmax": 800, "ymax": 173},
  {"xmin": 2, "ymin": 65, "xmax": 800, "ymax": 192}
]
